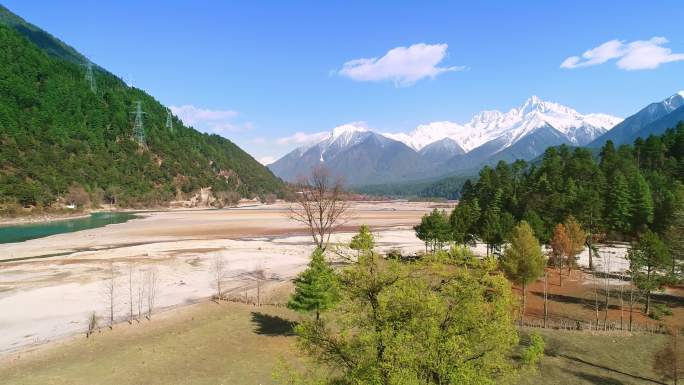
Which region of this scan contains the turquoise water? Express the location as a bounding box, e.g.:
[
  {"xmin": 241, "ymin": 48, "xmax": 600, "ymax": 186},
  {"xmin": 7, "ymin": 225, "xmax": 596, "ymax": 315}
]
[{"xmin": 0, "ymin": 212, "xmax": 140, "ymax": 244}]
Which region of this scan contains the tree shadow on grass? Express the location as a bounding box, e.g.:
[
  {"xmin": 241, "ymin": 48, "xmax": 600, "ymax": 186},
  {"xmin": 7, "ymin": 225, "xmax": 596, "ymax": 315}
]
[
  {"xmin": 558, "ymin": 355, "xmax": 666, "ymax": 385},
  {"xmin": 251, "ymin": 312, "xmax": 297, "ymax": 336},
  {"xmin": 562, "ymin": 368, "xmax": 625, "ymax": 385}
]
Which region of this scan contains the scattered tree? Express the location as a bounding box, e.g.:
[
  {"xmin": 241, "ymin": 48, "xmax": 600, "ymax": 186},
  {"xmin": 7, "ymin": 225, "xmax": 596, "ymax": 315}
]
[
  {"xmin": 145, "ymin": 268, "xmax": 159, "ymax": 319},
  {"xmin": 86, "ymin": 312, "xmax": 98, "ymax": 338},
  {"xmin": 293, "ymin": 247, "xmax": 521, "ymax": 384},
  {"xmin": 287, "ymin": 166, "xmax": 350, "ymax": 250},
  {"xmin": 414, "ymin": 209, "xmax": 450, "ymax": 253},
  {"xmin": 287, "ymin": 248, "xmax": 339, "ymax": 320},
  {"xmin": 101, "ymin": 263, "xmax": 117, "ymax": 328},
  {"xmin": 501, "ymin": 221, "xmax": 546, "ymax": 319},
  {"xmin": 449, "ymin": 199, "xmax": 480, "ymax": 246},
  {"xmin": 349, "ymin": 224, "xmax": 375, "ymax": 254},
  {"xmin": 550, "ymin": 223, "xmax": 570, "ymax": 286},
  {"xmin": 629, "ymin": 230, "xmax": 670, "ymax": 314},
  {"xmin": 211, "ymin": 254, "xmax": 228, "ymax": 300}
]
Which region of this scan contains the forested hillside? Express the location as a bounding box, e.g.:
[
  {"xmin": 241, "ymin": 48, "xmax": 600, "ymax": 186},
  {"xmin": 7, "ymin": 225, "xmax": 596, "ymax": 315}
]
[
  {"xmin": 454, "ymin": 122, "xmax": 684, "ymax": 246},
  {"xmin": 0, "ymin": 23, "xmax": 283, "ymax": 209}
]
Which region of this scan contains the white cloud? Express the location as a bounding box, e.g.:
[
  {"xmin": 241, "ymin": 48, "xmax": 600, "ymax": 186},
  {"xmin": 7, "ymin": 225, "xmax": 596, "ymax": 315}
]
[
  {"xmin": 258, "ymin": 156, "xmax": 276, "ymax": 165},
  {"xmin": 338, "ymin": 43, "xmax": 465, "ymax": 86},
  {"xmin": 561, "ymin": 37, "xmax": 684, "ymax": 70},
  {"xmin": 170, "ymin": 105, "xmax": 251, "ymax": 135},
  {"xmin": 276, "ymin": 131, "xmax": 330, "ymax": 146}
]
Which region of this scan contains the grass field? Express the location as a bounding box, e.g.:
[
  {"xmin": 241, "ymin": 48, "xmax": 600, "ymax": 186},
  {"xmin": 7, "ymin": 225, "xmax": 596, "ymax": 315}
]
[{"xmin": 0, "ymin": 298, "xmax": 671, "ymax": 385}]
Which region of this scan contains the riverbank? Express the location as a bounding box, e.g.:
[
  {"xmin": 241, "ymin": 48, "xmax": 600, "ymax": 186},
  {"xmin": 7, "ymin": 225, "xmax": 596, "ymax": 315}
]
[{"xmin": 0, "ymin": 201, "xmax": 434, "ymax": 354}]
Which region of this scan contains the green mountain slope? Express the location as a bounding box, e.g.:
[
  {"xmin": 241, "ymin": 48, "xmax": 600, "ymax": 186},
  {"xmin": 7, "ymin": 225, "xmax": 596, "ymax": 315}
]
[
  {"xmin": 0, "ymin": 4, "xmax": 85, "ymax": 64},
  {"xmin": 0, "ymin": 17, "xmax": 282, "ymax": 208}
]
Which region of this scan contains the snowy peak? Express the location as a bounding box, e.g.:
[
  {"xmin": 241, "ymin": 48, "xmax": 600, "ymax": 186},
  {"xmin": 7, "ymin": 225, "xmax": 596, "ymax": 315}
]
[
  {"xmin": 663, "ymin": 91, "xmax": 684, "ymax": 112},
  {"xmin": 326, "ymin": 122, "xmax": 370, "ymax": 148},
  {"xmin": 386, "ymin": 96, "xmax": 621, "ymax": 151}
]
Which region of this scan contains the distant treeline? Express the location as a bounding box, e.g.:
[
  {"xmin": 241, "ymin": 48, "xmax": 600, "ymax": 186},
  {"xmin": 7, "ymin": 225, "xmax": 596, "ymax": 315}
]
[
  {"xmin": 354, "ymin": 175, "xmax": 470, "ymax": 200},
  {"xmin": 455, "ymin": 121, "xmax": 684, "ymax": 244},
  {"xmin": 0, "ymin": 26, "xmax": 283, "ymax": 210}
]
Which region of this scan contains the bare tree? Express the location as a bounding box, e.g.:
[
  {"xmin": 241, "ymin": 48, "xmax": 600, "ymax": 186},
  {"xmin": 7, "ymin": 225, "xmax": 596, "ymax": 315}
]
[
  {"xmin": 145, "ymin": 268, "xmax": 159, "ymax": 319},
  {"xmin": 127, "ymin": 259, "xmax": 134, "ymax": 324},
  {"xmin": 137, "ymin": 269, "xmax": 145, "ymax": 321},
  {"xmin": 287, "ymin": 166, "xmax": 350, "ymax": 250},
  {"xmin": 253, "ymin": 263, "xmax": 267, "ymax": 307},
  {"xmin": 86, "ymin": 311, "xmax": 98, "ymax": 338},
  {"xmin": 211, "ymin": 254, "xmax": 228, "ymax": 300},
  {"xmin": 102, "ymin": 263, "xmax": 117, "ymax": 329},
  {"xmin": 602, "ymin": 251, "xmax": 612, "ymax": 330},
  {"xmin": 543, "ymin": 270, "xmax": 549, "ymax": 328}
]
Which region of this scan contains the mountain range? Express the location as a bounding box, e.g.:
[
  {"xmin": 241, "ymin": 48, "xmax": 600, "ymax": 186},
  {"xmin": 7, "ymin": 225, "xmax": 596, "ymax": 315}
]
[{"xmin": 269, "ymin": 96, "xmax": 624, "ymax": 186}]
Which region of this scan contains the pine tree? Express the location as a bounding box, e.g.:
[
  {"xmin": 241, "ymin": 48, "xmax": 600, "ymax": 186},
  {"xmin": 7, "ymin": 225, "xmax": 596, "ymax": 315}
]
[
  {"xmin": 449, "ymin": 199, "xmax": 480, "ymax": 246},
  {"xmin": 414, "ymin": 209, "xmax": 450, "ymax": 252},
  {"xmin": 606, "ymin": 171, "xmax": 632, "ymax": 234},
  {"xmin": 287, "ymin": 248, "xmax": 339, "ymax": 320},
  {"xmin": 350, "ymin": 224, "xmax": 375, "ymax": 253},
  {"xmin": 630, "ymin": 172, "xmax": 654, "ymax": 234},
  {"xmin": 501, "ymin": 221, "xmax": 546, "ymax": 319},
  {"xmin": 628, "ymin": 230, "xmax": 670, "ymax": 315}
]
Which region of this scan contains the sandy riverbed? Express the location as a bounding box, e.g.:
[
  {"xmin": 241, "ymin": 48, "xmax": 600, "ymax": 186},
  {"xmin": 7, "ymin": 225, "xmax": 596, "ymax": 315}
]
[
  {"xmin": 0, "ymin": 200, "xmax": 638, "ymax": 354},
  {"xmin": 0, "ymin": 201, "xmax": 437, "ymax": 354}
]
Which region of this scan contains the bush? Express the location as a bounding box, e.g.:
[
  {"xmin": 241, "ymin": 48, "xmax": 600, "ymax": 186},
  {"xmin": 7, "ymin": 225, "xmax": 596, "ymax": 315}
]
[
  {"xmin": 386, "ymin": 248, "xmax": 402, "ymax": 260},
  {"xmin": 649, "ymin": 303, "xmax": 673, "ymax": 320},
  {"xmin": 521, "ymin": 332, "xmax": 545, "ymax": 368}
]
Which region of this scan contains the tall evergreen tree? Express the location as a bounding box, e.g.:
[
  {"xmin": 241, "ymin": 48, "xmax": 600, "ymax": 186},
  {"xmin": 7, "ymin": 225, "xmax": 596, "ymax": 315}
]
[
  {"xmin": 287, "ymin": 248, "xmax": 339, "ymax": 320},
  {"xmin": 630, "ymin": 172, "xmax": 654, "ymax": 233},
  {"xmin": 628, "ymin": 230, "xmax": 670, "ymax": 315},
  {"xmin": 606, "ymin": 171, "xmax": 632, "ymax": 234},
  {"xmin": 450, "ymin": 199, "xmax": 480, "ymax": 246}
]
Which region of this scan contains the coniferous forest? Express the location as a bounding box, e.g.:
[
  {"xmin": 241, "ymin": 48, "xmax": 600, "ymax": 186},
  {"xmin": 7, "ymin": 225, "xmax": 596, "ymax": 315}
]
[
  {"xmin": 0, "ymin": 25, "xmax": 283, "ymax": 210},
  {"xmin": 452, "ymin": 123, "xmax": 684, "ymax": 246}
]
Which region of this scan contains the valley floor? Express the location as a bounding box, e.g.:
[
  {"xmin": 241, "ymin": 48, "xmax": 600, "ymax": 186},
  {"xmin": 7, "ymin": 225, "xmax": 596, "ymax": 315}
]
[
  {"xmin": 0, "ymin": 201, "xmax": 435, "ymax": 354},
  {"xmin": 0, "ymin": 297, "xmax": 670, "ymax": 385}
]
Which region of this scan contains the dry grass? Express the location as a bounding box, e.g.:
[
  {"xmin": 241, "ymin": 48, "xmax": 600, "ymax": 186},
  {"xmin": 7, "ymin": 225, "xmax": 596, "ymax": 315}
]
[{"xmin": 0, "ymin": 301, "xmax": 303, "ymax": 385}]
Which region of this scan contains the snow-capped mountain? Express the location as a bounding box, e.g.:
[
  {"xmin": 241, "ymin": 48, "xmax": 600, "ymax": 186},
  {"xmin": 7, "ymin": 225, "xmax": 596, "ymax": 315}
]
[
  {"xmin": 589, "ymin": 91, "xmax": 684, "ymax": 147},
  {"xmin": 269, "ymin": 96, "xmax": 622, "ymax": 185},
  {"xmin": 268, "ymin": 123, "xmax": 425, "ymax": 185},
  {"xmin": 385, "ymin": 96, "xmax": 621, "ymax": 152}
]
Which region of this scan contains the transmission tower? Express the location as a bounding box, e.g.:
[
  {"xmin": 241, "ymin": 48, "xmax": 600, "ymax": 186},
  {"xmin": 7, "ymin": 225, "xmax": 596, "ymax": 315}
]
[
  {"xmin": 165, "ymin": 108, "xmax": 173, "ymax": 133},
  {"xmin": 84, "ymin": 61, "xmax": 96, "ymax": 93},
  {"xmin": 131, "ymin": 101, "xmax": 146, "ymax": 147}
]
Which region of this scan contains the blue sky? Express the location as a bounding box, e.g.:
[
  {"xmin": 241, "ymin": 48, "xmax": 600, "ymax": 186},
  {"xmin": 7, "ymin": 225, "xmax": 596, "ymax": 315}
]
[{"xmin": 4, "ymin": 1, "xmax": 684, "ymax": 163}]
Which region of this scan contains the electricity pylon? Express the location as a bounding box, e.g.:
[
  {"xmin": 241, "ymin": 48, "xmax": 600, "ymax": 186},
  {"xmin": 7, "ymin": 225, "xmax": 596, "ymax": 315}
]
[
  {"xmin": 165, "ymin": 108, "xmax": 173, "ymax": 133},
  {"xmin": 85, "ymin": 61, "xmax": 96, "ymax": 93},
  {"xmin": 131, "ymin": 101, "xmax": 146, "ymax": 147}
]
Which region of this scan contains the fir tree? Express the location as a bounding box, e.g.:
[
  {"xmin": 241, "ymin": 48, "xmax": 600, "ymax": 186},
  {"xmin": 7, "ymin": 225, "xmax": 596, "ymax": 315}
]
[
  {"xmin": 606, "ymin": 171, "xmax": 632, "ymax": 234},
  {"xmin": 630, "ymin": 172, "xmax": 654, "ymax": 234},
  {"xmin": 287, "ymin": 248, "xmax": 339, "ymax": 320},
  {"xmin": 349, "ymin": 224, "xmax": 375, "ymax": 253},
  {"xmin": 628, "ymin": 230, "xmax": 670, "ymax": 315}
]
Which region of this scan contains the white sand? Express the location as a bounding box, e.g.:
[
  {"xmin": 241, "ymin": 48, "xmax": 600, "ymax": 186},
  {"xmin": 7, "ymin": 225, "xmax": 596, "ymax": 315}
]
[{"xmin": 0, "ymin": 202, "xmax": 431, "ymax": 354}]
